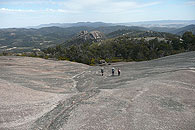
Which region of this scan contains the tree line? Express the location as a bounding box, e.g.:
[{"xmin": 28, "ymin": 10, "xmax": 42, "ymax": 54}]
[
  {"xmin": 42, "ymin": 32, "xmax": 195, "ymax": 65},
  {"xmin": 2, "ymin": 32, "xmax": 194, "ymax": 65}
]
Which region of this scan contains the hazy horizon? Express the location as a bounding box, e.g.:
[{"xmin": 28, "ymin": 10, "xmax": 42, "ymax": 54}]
[{"xmin": 1, "ymin": 0, "xmax": 195, "ymax": 28}]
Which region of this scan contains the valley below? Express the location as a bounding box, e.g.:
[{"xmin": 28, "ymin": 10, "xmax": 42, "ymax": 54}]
[{"xmin": 0, "ymin": 51, "xmax": 195, "ymax": 130}]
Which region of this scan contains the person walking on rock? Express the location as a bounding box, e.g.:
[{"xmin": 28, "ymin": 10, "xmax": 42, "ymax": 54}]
[
  {"xmin": 112, "ymin": 67, "xmax": 115, "ymax": 76},
  {"xmin": 101, "ymin": 68, "xmax": 104, "ymax": 76},
  {"xmin": 118, "ymin": 68, "xmax": 121, "ymax": 76}
]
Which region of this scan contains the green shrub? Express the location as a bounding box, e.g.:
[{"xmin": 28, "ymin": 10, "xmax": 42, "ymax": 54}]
[{"xmin": 111, "ymin": 57, "xmax": 124, "ymax": 62}]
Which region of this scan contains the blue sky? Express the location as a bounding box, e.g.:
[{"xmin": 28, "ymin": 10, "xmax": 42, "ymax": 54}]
[{"xmin": 0, "ymin": 0, "xmax": 195, "ymax": 28}]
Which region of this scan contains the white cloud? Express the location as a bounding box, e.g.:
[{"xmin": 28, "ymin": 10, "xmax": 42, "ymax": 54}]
[
  {"xmin": 60, "ymin": 0, "xmax": 161, "ymax": 13},
  {"xmin": 0, "ymin": 0, "xmax": 53, "ymax": 5},
  {"xmin": 0, "ymin": 8, "xmax": 77, "ymax": 13},
  {"xmin": 97, "ymin": 1, "xmax": 160, "ymax": 13},
  {"xmin": 44, "ymin": 8, "xmax": 78, "ymax": 13},
  {"xmin": 186, "ymin": 1, "xmax": 195, "ymax": 5},
  {"xmin": 0, "ymin": 0, "xmax": 161, "ymax": 14},
  {"xmin": 0, "ymin": 8, "xmax": 36, "ymax": 13}
]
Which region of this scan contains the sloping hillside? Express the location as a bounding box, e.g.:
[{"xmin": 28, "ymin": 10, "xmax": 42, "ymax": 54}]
[
  {"xmin": 0, "ymin": 51, "xmax": 195, "ymax": 130},
  {"xmin": 171, "ymin": 24, "xmax": 195, "ymax": 35},
  {"xmin": 0, "ymin": 26, "xmax": 146, "ymax": 53},
  {"xmin": 0, "ymin": 24, "xmax": 194, "ymax": 53},
  {"xmin": 0, "ymin": 26, "xmax": 94, "ymax": 52},
  {"xmin": 106, "ymin": 29, "xmax": 177, "ymax": 39}
]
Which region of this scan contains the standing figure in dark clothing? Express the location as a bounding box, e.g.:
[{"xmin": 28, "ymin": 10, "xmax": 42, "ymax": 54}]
[
  {"xmin": 112, "ymin": 67, "xmax": 115, "ymax": 76},
  {"xmin": 118, "ymin": 68, "xmax": 121, "ymax": 76},
  {"xmin": 101, "ymin": 68, "xmax": 104, "ymax": 76}
]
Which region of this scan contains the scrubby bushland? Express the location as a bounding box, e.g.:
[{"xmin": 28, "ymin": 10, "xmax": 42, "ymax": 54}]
[{"xmin": 39, "ymin": 32, "xmax": 195, "ymax": 65}]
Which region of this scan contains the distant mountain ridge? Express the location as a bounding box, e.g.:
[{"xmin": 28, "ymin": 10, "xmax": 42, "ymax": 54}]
[
  {"xmin": 28, "ymin": 22, "xmax": 115, "ymax": 29},
  {"xmin": 27, "ymin": 20, "xmax": 195, "ymax": 29},
  {"xmin": 119, "ymin": 20, "xmax": 195, "ymax": 28}
]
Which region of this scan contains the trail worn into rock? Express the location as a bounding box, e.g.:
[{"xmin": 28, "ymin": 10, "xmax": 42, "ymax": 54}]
[{"xmin": 0, "ymin": 52, "xmax": 195, "ymax": 130}]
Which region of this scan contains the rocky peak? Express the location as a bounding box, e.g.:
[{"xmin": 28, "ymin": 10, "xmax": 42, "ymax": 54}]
[{"xmin": 77, "ymin": 30, "xmax": 104, "ymax": 41}]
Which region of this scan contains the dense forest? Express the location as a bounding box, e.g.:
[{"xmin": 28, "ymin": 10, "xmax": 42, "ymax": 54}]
[{"xmin": 42, "ymin": 31, "xmax": 195, "ymax": 65}]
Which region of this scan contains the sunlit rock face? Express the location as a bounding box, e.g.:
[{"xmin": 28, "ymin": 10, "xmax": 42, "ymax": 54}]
[
  {"xmin": 0, "ymin": 51, "xmax": 195, "ymax": 130},
  {"xmin": 77, "ymin": 30, "xmax": 104, "ymax": 41}
]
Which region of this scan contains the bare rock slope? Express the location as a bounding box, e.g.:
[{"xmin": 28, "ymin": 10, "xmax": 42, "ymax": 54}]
[{"xmin": 0, "ymin": 52, "xmax": 195, "ymax": 130}]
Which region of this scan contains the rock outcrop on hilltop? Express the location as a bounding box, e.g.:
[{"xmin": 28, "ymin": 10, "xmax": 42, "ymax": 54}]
[
  {"xmin": 77, "ymin": 30, "xmax": 105, "ymax": 41},
  {"xmin": 64, "ymin": 30, "xmax": 105, "ymax": 46},
  {"xmin": 0, "ymin": 51, "xmax": 195, "ymax": 130}
]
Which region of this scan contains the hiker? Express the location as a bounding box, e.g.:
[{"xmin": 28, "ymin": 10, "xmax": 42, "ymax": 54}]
[
  {"xmin": 101, "ymin": 68, "xmax": 104, "ymax": 76},
  {"xmin": 118, "ymin": 68, "xmax": 121, "ymax": 76},
  {"xmin": 112, "ymin": 67, "xmax": 115, "ymax": 76}
]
